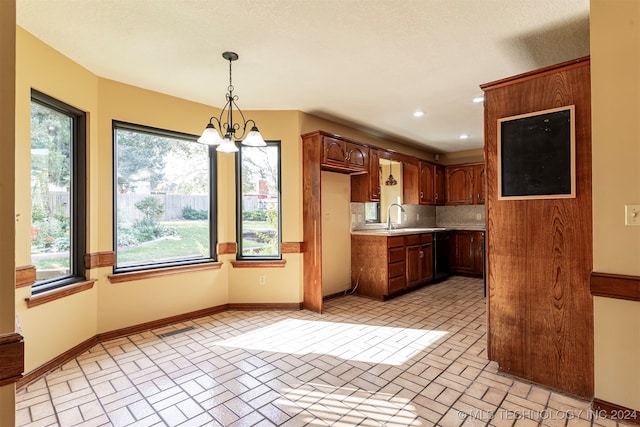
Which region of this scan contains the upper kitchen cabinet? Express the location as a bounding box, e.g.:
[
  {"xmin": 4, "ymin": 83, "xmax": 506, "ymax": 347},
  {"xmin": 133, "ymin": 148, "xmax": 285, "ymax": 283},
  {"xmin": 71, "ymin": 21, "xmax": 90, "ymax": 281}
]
[
  {"xmin": 351, "ymin": 148, "xmax": 380, "ymax": 202},
  {"xmin": 402, "ymin": 160, "xmax": 419, "ymax": 205},
  {"xmin": 419, "ymin": 162, "xmax": 436, "ymax": 205},
  {"xmin": 445, "ymin": 162, "xmax": 485, "ymax": 205},
  {"xmin": 321, "ymin": 135, "xmax": 369, "ymax": 173},
  {"xmin": 473, "ymin": 163, "xmax": 485, "ymax": 205},
  {"xmin": 435, "ymin": 164, "xmax": 446, "ymax": 206}
]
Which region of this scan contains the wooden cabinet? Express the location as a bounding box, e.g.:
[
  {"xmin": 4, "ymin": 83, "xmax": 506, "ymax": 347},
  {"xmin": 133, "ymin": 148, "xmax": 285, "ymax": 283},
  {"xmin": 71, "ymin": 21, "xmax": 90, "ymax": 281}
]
[
  {"xmin": 402, "ymin": 161, "xmax": 420, "ymax": 205},
  {"xmin": 405, "ymin": 161, "xmax": 443, "ymax": 206},
  {"xmin": 406, "ymin": 234, "xmax": 433, "ymax": 286},
  {"xmin": 473, "ymin": 163, "xmax": 485, "ymax": 205},
  {"xmin": 351, "ymin": 148, "xmax": 380, "ymax": 202},
  {"xmin": 419, "ymin": 162, "xmax": 436, "ymax": 204},
  {"xmin": 445, "ymin": 163, "xmax": 485, "ymax": 205},
  {"xmin": 351, "ymin": 232, "xmax": 434, "ymax": 300},
  {"xmin": 445, "ymin": 165, "xmax": 474, "ymax": 205},
  {"xmin": 451, "ymin": 230, "xmax": 484, "ymax": 277},
  {"xmin": 435, "ymin": 164, "xmax": 446, "ymax": 206},
  {"xmin": 321, "ymin": 136, "xmax": 369, "ymax": 173}
]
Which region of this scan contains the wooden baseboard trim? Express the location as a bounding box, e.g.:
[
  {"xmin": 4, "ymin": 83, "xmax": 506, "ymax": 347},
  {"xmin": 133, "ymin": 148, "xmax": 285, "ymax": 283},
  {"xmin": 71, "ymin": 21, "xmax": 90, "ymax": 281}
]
[
  {"xmin": 16, "ymin": 265, "xmax": 36, "ymax": 289},
  {"xmin": 591, "ymin": 272, "xmax": 640, "ymax": 302},
  {"xmin": 323, "ymin": 290, "xmax": 348, "ymax": 301},
  {"xmin": 17, "ymin": 300, "xmax": 305, "ymax": 390},
  {"xmin": 96, "ymin": 304, "xmax": 229, "ymax": 342},
  {"xmin": 17, "ymin": 335, "xmax": 96, "ymax": 390},
  {"xmin": 0, "ymin": 333, "xmax": 24, "ymax": 387},
  {"xmin": 85, "ymin": 251, "xmax": 115, "ymax": 269},
  {"xmin": 227, "ymin": 302, "xmax": 302, "ymax": 311},
  {"xmin": 592, "ymin": 398, "xmax": 640, "ymax": 425}
]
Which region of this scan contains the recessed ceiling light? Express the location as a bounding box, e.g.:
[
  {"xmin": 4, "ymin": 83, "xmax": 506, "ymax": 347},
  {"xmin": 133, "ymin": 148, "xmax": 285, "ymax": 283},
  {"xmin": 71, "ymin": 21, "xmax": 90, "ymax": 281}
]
[
  {"xmin": 413, "ymin": 111, "xmax": 424, "ymax": 117},
  {"xmin": 460, "ymin": 134, "xmax": 470, "ymax": 139},
  {"xmin": 473, "ymin": 96, "xmax": 484, "ymax": 103}
]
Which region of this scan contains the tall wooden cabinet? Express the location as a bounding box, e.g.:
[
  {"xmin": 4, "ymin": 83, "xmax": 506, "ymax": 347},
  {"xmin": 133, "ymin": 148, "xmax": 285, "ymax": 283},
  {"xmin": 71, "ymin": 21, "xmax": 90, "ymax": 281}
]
[{"xmin": 481, "ymin": 57, "xmax": 592, "ymax": 398}]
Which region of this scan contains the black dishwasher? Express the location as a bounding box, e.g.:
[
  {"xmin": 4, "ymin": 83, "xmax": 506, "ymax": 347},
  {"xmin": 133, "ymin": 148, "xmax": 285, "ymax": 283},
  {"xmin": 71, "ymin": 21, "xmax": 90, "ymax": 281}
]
[{"xmin": 433, "ymin": 231, "xmax": 451, "ymax": 281}]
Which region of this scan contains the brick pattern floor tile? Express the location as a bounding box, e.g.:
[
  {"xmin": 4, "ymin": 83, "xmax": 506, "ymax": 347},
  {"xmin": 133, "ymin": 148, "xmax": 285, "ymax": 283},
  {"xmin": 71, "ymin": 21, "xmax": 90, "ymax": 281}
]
[{"xmin": 16, "ymin": 277, "xmax": 635, "ymax": 426}]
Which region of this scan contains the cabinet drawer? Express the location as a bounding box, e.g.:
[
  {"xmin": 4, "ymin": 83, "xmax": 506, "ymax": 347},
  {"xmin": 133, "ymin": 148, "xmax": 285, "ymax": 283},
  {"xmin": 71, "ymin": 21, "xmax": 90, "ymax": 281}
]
[
  {"xmin": 421, "ymin": 233, "xmax": 433, "ymax": 244},
  {"xmin": 388, "ymin": 261, "xmax": 405, "ymax": 278},
  {"xmin": 388, "ymin": 236, "xmax": 405, "ymax": 248},
  {"xmin": 388, "ymin": 275, "xmax": 406, "ymax": 294},
  {"xmin": 405, "ymin": 234, "xmax": 421, "ymax": 246},
  {"xmin": 388, "ymin": 247, "xmax": 405, "ymax": 263}
]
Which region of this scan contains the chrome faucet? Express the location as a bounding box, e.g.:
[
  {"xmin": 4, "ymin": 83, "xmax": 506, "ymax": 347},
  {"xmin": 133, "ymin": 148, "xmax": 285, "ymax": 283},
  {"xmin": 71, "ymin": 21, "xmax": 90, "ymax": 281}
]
[{"xmin": 386, "ymin": 203, "xmax": 405, "ymax": 230}]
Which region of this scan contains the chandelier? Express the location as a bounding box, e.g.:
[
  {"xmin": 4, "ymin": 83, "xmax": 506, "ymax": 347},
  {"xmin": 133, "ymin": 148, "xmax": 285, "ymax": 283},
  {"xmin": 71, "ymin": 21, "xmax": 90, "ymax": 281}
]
[{"xmin": 198, "ymin": 51, "xmax": 266, "ymax": 152}]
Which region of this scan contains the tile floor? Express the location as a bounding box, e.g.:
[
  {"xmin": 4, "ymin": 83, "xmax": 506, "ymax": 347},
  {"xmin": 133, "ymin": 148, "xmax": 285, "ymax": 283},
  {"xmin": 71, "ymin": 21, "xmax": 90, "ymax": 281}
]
[{"xmin": 16, "ymin": 276, "xmax": 634, "ymax": 427}]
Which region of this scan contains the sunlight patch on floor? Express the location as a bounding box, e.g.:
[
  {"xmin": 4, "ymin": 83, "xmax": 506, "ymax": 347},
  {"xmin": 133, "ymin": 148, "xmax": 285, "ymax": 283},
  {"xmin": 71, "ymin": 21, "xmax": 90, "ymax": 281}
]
[{"xmin": 216, "ymin": 318, "xmax": 447, "ymax": 365}]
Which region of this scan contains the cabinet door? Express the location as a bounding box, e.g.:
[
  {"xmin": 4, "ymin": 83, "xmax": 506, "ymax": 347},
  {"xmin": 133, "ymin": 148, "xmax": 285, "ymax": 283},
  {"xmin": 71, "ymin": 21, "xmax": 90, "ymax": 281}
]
[
  {"xmin": 322, "ymin": 136, "xmax": 347, "ymax": 167},
  {"xmin": 420, "ymin": 242, "xmax": 434, "ymax": 282},
  {"xmin": 435, "ymin": 165, "xmax": 446, "ymax": 206},
  {"xmin": 350, "ymin": 148, "xmax": 379, "ymax": 202},
  {"xmin": 446, "ymin": 166, "xmax": 474, "ymax": 205},
  {"xmin": 451, "ymin": 231, "xmax": 475, "ymax": 273},
  {"xmin": 403, "ymin": 161, "xmax": 420, "ymax": 204},
  {"xmin": 473, "ymin": 232, "xmax": 485, "ymax": 276},
  {"xmin": 406, "ymin": 245, "xmax": 422, "ymax": 287},
  {"xmin": 345, "ymin": 143, "xmax": 368, "ymax": 171},
  {"xmin": 369, "ymin": 149, "xmax": 380, "ymax": 200},
  {"xmin": 419, "ymin": 162, "xmax": 436, "ymax": 205},
  {"xmin": 474, "ymin": 164, "xmax": 486, "ymax": 205}
]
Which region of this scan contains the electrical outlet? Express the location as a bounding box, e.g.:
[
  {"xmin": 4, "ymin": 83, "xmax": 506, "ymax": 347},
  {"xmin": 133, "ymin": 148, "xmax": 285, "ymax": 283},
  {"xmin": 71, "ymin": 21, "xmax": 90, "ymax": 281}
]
[
  {"xmin": 259, "ymin": 275, "xmax": 266, "ymax": 285},
  {"xmin": 625, "ymin": 205, "xmax": 640, "ymax": 226},
  {"xmin": 476, "ymin": 213, "xmax": 482, "ymax": 221}
]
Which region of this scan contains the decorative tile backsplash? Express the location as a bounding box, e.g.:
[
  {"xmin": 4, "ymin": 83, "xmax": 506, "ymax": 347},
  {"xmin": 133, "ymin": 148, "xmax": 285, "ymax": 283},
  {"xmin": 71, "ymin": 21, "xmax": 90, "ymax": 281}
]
[
  {"xmin": 435, "ymin": 205, "xmax": 485, "ymax": 227},
  {"xmin": 351, "ymin": 202, "xmax": 485, "ymax": 230}
]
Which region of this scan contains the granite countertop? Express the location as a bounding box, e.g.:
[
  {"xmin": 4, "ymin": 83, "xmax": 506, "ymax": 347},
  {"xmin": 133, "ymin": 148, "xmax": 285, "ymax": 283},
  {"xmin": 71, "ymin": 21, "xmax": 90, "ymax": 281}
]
[{"xmin": 351, "ymin": 226, "xmax": 485, "ymax": 236}]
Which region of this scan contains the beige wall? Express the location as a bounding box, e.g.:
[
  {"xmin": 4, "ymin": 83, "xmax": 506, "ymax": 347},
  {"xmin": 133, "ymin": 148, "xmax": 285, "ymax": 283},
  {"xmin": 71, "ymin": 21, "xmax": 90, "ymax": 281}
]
[
  {"xmin": 320, "ymin": 172, "xmax": 352, "ymax": 296},
  {"xmin": 439, "ymin": 148, "xmax": 484, "ymax": 165},
  {"xmin": 591, "ymin": 0, "xmax": 640, "ymax": 411},
  {"xmin": 0, "ymin": 1, "xmax": 16, "ymax": 425},
  {"xmin": 14, "ymin": 29, "xmax": 305, "ymax": 371}
]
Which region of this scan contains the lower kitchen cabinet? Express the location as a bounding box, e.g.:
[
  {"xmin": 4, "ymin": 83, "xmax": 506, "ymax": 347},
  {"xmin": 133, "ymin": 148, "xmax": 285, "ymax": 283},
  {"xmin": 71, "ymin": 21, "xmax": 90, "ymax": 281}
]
[
  {"xmin": 451, "ymin": 230, "xmax": 484, "ymax": 277},
  {"xmin": 351, "ymin": 233, "xmax": 433, "ymax": 300}
]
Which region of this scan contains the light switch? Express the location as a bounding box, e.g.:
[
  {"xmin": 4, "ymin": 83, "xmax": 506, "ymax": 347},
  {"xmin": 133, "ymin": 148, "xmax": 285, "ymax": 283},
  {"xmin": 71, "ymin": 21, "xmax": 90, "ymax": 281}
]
[{"xmin": 625, "ymin": 205, "xmax": 640, "ymax": 226}]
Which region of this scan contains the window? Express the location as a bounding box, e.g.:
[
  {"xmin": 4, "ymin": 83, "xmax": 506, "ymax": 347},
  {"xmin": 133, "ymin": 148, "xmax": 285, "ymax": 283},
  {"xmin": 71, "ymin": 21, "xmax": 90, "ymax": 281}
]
[
  {"xmin": 237, "ymin": 142, "xmax": 281, "ymax": 259},
  {"xmin": 113, "ymin": 122, "xmax": 216, "ymax": 272},
  {"xmin": 30, "ymin": 90, "xmax": 86, "ymax": 292}
]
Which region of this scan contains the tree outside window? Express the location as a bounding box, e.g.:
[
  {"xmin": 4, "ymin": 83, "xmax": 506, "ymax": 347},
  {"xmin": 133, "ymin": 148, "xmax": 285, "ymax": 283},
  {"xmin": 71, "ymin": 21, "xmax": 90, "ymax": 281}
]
[
  {"xmin": 30, "ymin": 91, "xmax": 86, "ymax": 291},
  {"xmin": 113, "ymin": 122, "xmax": 215, "ymax": 271},
  {"xmin": 237, "ymin": 143, "xmax": 281, "ymax": 258}
]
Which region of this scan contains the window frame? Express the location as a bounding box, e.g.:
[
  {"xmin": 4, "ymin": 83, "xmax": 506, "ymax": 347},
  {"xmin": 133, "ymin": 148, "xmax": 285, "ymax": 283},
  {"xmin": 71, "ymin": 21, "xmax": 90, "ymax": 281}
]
[
  {"xmin": 112, "ymin": 120, "xmax": 217, "ymax": 273},
  {"xmin": 236, "ymin": 141, "xmax": 282, "ymax": 261},
  {"xmin": 30, "ymin": 90, "xmax": 87, "ymax": 294}
]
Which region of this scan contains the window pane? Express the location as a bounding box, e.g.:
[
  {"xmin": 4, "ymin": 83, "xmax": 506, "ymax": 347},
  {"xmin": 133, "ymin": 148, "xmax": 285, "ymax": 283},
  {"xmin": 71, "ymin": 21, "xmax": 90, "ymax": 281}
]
[
  {"xmin": 31, "ymin": 102, "xmax": 72, "ymax": 282},
  {"xmin": 239, "ymin": 144, "xmax": 281, "ymax": 257},
  {"xmin": 115, "ymin": 125, "xmax": 212, "ymax": 269}
]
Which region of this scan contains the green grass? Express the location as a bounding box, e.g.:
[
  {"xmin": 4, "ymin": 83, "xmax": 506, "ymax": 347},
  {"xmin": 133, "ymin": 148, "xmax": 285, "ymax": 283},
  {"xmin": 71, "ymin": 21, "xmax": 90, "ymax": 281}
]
[
  {"xmin": 118, "ymin": 220, "xmax": 209, "ymax": 264},
  {"xmin": 33, "ymin": 219, "xmax": 278, "ymax": 268}
]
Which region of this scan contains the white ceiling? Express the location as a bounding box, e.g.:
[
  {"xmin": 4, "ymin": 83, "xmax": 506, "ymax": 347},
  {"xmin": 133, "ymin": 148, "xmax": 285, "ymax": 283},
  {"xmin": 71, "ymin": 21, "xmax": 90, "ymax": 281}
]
[{"xmin": 16, "ymin": 0, "xmax": 590, "ymax": 153}]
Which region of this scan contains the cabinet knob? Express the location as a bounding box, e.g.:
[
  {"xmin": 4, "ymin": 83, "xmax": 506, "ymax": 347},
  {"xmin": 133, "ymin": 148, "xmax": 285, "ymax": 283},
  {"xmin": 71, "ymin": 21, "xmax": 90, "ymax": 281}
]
[{"xmin": 420, "ymin": 191, "xmax": 423, "ymax": 198}]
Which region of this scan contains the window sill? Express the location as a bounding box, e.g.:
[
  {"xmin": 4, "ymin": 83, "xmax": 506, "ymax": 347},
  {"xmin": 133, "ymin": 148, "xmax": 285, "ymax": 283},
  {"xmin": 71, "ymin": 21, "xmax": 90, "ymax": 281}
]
[
  {"xmin": 109, "ymin": 262, "xmax": 222, "ymax": 284},
  {"xmin": 25, "ymin": 280, "xmax": 96, "ymax": 308},
  {"xmin": 230, "ymin": 260, "xmax": 287, "ymax": 268}
]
